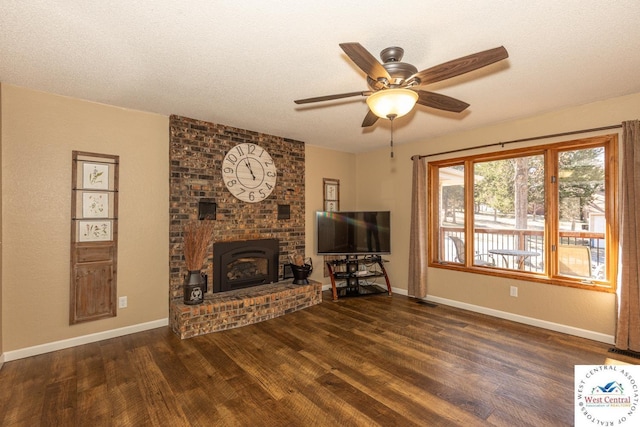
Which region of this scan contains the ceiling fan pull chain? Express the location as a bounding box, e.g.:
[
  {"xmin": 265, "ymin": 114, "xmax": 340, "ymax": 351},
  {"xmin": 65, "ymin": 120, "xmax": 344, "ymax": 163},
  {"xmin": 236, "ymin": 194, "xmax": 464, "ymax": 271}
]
[{"xmin": 388, "ymin": 114, "xmax": 397, "ymax": 158}]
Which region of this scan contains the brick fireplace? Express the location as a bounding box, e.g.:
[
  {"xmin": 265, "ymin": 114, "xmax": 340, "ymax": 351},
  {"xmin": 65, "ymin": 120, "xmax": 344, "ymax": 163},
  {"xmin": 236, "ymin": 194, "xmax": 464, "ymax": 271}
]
[{"xmin": 168, "ymin": 115, "xmax": 317, "ymax": 338}]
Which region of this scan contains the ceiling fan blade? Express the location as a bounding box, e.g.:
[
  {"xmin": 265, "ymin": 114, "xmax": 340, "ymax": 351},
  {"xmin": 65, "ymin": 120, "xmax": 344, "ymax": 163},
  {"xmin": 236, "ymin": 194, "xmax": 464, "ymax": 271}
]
[
  {"xmin": 361, "ymin": 109, "xmax": 379, "ymax": 127},
  {"xmin": 294, "ymin": 91, "xmax": 370, "ymax": 104},
  {"xmin": 339, "ymin": 42, "xmax": 391, "ymax": 82},
  {"xmin": 411, "ymin": 46, "xmax": 508, "ymax": 85},
  {"xmin": 415, "ymin": 90, "xmax": 470, "ymax": 113}
]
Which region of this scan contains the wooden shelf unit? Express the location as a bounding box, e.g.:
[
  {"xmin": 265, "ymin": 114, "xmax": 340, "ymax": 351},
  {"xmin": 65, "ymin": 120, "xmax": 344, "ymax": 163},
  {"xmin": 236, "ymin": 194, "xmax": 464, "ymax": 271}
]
[{"xmin": 70, "ymin": 151, "xmax": 119, "ymax": 324}]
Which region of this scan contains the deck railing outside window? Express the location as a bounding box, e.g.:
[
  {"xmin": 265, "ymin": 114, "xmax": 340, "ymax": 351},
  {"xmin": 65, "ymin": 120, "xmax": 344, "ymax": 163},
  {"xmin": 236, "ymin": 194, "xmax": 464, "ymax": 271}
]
[{"xmin": 439, "ymin": 227, "xmax": 605, "ymax": 278}]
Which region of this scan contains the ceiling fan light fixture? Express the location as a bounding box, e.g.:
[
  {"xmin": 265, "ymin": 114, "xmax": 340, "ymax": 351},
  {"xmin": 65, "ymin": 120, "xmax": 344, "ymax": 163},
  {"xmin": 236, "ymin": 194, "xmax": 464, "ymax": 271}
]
[{"xmin": 366, "ymin": 88, "xmax": 418, "ymax": 119}]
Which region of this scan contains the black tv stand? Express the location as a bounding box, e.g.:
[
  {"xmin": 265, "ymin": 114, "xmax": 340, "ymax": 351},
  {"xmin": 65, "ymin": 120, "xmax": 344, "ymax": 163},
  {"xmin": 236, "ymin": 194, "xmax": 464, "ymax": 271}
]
[{"xmin": 325, "ymin": 255, "xmax": 392, "ymax": 301}]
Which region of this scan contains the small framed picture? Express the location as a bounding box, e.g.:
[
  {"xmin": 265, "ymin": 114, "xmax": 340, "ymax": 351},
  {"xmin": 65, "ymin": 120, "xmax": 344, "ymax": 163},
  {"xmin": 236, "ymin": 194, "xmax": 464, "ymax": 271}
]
[
  {"xmin": 78, "ymin": 220, "xmax": 112, "ymax": 242},
  {"xmin": 82, "ymin": 192, "xmax": 109, "ymax": 218},
  {"xmin": 83, "ymin": 162, "xmax": 109, "ymax": 190},
  {"xmin": 325, "ymin": 183, "xmax": 338, "ymax": 201},
  {"xmin": 323, "ymin": 178, "xmax": 340, "ymax": 211}
]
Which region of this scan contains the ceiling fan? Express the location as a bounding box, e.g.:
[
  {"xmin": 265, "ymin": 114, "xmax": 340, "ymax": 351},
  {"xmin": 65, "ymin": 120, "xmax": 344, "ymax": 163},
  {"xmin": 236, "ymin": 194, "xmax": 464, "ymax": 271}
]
[{"xmin": 294, "ymin": 43, "xmax": 509, "ymax": 127}]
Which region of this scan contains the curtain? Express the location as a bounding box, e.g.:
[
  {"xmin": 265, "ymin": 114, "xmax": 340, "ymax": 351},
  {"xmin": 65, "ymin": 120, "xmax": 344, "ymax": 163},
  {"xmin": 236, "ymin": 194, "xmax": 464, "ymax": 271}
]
[
  {"xmin": 408, "ymin": 156, "xmax": 428, "ymax": 298},
  {"xmin": 616, "ymin": 120, "xmax": 640, "ymax": 351}
]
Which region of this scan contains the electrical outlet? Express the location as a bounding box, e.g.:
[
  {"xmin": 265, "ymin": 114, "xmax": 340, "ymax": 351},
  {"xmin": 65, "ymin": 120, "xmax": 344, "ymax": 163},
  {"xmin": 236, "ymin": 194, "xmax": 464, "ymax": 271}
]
[
  {"xmin": 510, "ymin": 286, "xmax": 518, "ymax": 297},
  {"xmin": 119, "ymin": 296, "xmax": 128, "ymax": 308}
]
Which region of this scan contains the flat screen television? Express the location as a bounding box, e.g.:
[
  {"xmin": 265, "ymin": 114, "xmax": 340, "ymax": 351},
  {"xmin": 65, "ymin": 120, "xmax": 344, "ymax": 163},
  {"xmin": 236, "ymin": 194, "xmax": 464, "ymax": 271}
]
[{"xmin": 316, "ymin": 211, "xmax": 391, "ymax": 255}]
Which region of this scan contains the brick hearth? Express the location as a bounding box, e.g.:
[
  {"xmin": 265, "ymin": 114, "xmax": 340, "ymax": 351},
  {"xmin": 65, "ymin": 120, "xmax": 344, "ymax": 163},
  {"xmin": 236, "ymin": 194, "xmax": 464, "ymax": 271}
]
[{"xmin": 170, "ymin": 280, "xmax": 322, "ymax": 339}]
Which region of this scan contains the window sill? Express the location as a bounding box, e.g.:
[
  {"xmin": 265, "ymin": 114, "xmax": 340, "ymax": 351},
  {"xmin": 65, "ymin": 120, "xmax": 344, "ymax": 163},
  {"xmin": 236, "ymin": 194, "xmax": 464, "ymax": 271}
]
[{"xmin": 430, "ymin": 262, "xmax": 615, "ymax": 293}]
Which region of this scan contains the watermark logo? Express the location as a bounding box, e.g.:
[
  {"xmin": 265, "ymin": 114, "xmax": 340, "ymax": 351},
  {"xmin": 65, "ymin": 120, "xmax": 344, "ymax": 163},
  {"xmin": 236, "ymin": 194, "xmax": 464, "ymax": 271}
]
[{"xmin": 575, "ymin": 365, "xmax": 640, "ymax": 426}]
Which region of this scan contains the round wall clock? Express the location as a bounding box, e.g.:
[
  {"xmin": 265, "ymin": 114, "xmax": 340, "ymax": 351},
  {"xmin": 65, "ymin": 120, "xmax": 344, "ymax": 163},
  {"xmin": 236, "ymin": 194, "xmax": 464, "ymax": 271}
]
[{"xmin": 222, "ymin": 143, "xmax": 277, "ymax": 203}]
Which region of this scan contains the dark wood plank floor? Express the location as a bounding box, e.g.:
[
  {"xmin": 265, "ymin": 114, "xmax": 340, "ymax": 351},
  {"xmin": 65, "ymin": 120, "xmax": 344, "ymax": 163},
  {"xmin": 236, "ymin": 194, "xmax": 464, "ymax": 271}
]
[{"xmin": 0, "ymin": 292, "xmax": 633, "ymax": 426}]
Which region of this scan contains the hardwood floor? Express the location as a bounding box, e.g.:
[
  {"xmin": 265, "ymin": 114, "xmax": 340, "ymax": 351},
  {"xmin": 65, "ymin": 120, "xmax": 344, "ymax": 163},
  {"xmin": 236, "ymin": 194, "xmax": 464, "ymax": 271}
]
[{"xmin": 0, "ymin": 292, "xmax": 632, "ymax": 426}]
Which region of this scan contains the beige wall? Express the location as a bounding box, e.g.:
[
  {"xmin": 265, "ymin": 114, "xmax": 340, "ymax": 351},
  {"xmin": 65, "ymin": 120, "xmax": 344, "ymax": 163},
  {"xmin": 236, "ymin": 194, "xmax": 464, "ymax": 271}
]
[
  {"xmin": 304, "ymin": 144, "xmax": 356, "ymax": 285},
  {"xmin": 355, "ymin": 92, "xmax": 640, "ymax": 337},
  {"xmin": 1, "ymin": 84, "xmax": 169, "ymax": 351},
  {"xmin": 0, "ymin": 83, "xmax": 3, "ymax": 360},
  {"xmin": 2, "ymin": 82, "xmax": 638, "ymax": 353}
]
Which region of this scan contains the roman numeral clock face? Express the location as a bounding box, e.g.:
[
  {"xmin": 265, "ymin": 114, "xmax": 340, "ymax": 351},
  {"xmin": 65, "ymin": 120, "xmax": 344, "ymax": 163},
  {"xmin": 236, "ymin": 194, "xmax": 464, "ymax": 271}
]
[{"xmin": 222, "ymin": 143, "xmax": 277, "ymax": 203}]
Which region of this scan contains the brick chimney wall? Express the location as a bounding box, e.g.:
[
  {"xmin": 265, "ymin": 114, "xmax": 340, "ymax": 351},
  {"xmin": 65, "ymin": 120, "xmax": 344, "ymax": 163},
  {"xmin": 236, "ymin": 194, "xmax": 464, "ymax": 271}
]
[{"xmin": 169, "ymin": 115, "xmax": 305, "ymax": 299}]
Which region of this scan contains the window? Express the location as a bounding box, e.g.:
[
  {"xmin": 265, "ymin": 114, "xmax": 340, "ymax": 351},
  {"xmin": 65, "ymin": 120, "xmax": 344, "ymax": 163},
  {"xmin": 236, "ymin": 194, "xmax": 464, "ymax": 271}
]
[
  {"xmin": 437, "ymin": 165, "xmax": 465, "ymax": 262},
  {"xmin": 429, "ymin": 134, "xmax": 618, "ymax": 291}
]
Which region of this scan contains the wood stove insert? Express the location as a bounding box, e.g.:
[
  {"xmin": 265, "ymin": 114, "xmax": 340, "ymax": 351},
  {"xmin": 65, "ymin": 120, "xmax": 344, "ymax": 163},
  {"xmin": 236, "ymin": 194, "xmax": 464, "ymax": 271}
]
[{"xmin": 213, "ymin": 238, "xmax": 279, "ymax": 293}]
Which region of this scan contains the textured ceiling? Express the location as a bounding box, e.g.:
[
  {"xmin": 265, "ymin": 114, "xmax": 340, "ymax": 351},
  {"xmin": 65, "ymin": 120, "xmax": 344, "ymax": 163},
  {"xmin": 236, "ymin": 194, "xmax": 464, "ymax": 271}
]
[{"xmin": 2, "ymin": 1, "xmax": 640, "ymax": 153}]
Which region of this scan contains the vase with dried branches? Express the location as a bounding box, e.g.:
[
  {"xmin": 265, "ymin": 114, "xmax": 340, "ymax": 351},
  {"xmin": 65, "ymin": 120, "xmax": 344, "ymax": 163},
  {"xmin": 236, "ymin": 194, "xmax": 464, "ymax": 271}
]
[{"xmin": 182, "ymin": 220, "xmax": 215, "ymax": 305}]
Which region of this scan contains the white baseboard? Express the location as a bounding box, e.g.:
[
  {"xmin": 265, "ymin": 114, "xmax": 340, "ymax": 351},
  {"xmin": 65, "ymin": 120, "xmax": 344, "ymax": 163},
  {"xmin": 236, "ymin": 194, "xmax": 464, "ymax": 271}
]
[
  {"xmin": 3, "ymin": 318, "xmax": 169, "ymax": 362},
  {"xmin": 3, "ymin": 287, "xmax": 612, "ymax": 364},
  {"xmin": 393, "ymin": 287, "xmax": 409, "ymax": 296},
  {"xmin": 394, "ymin": 287, "xmax": 614, "ymax": 344}
]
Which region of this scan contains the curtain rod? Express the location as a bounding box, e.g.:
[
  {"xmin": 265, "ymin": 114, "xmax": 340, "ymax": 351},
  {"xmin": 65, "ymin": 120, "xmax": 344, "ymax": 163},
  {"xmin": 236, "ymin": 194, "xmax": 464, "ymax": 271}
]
[{"xmin": 412, "ymin": 124, "xmax": 622, "ymax": 160}]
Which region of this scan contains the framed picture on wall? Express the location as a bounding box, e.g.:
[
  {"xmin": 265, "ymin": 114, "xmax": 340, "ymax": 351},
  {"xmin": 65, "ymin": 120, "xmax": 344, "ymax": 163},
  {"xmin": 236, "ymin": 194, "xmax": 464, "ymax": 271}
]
[
  {"xmin": 325, "ymin": 183, "xmax": 338, "ymax": 201},
  {"xmin": 78, "ymin": 220, "xmax": 112, "ymax": 242},
  {"xmin": 325, "ymin": 200, "xmax": 338, "ymax": 212},
  {"xmin": 82, "ymin": 192, "xmax": 109, "ymax": 218},
  {"xmin": 322, "ymin": 178, "xmax": 341, "ymax": 277},
  {"xmin": 323, "ymin": 178, "xmax": 339, "ymax": 211},
  {"xmin": 82, "ymin": 162, "xmax": 110, "ymax": 190}
]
